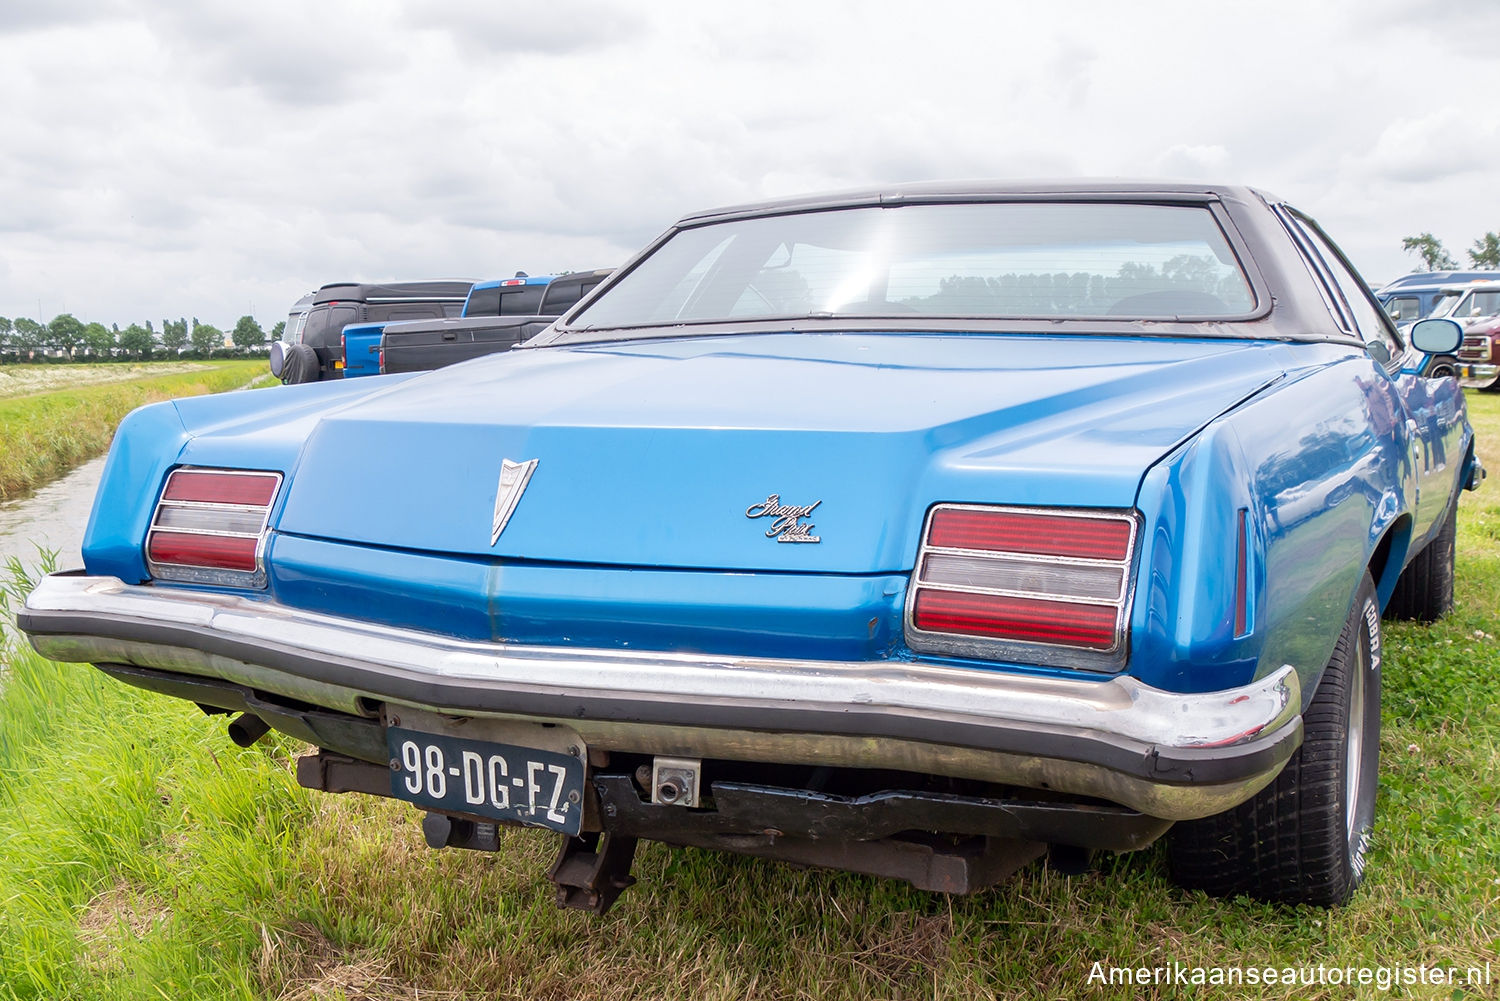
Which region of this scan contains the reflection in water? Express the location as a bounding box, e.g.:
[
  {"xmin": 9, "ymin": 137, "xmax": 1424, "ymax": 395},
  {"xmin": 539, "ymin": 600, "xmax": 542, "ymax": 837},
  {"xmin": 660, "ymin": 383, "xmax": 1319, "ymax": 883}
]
[{"xmin": 0, "ymin": 456, "xmax": 105, "ymax": 574}]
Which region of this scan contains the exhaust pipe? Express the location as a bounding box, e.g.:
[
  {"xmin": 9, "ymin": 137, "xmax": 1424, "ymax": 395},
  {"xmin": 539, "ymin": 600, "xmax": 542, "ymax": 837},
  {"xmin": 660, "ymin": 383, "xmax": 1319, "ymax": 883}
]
[{"xmin": 227, "ymin": 713, "xmax": 270, "ymax": 747}]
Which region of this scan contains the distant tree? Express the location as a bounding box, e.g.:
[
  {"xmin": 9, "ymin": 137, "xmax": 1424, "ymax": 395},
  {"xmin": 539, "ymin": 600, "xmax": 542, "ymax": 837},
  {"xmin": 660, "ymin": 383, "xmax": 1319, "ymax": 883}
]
[
  {"xmin": 1467, "ymin": 232, "xmax": 1500, "ymax": 269},
  {"xmin": 12, "ymin": 318, "xmax": 44, "ymax": 357},
  {"xmin": 145, "ymin": 319, "xmax": 154, "ymax": 334},
  {"xmin": 232, "ymin": 314, "xmax": 265, "ymax": 352},
  {"xmin": 0, "ymin": 316, "xmax": 11, "ymax": 358},
  {"xmin": 1402, "ymin": 233, "xmax": 1458, "ymax": 271},
  {"xmin": 118, "ymin": 323, "xmax": 154, "ymax": 359},
  {"xmin": 82, "ymin": 321, "xmax": 114, "ymax": 359},
  {"xmin": 47, "ymin": 313, "xmax": 85, "ymax": 358},
  {"xmin": 161, "ymin": 318, "xmax": 187, "ymax": 355},
  {"xmin": 270, "ymin": 320, "xmax": 286, "ymax": 341},
  {"xmin": 190, "ymin": 321, "xmax": 221, "ymax": 356}
]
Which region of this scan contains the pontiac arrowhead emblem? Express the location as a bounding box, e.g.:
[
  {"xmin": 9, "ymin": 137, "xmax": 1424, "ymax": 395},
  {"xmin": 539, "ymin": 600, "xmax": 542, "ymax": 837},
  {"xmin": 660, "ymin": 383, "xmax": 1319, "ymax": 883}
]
[{"xmin": 491, "ymin": 458, "xmax": 538, "ymax": 545}]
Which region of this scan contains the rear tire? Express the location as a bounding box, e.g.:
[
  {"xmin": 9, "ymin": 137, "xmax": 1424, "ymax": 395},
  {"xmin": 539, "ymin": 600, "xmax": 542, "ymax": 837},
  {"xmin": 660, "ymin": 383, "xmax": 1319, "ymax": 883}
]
[
  {"xmin": 1384, "ymin": 502, "xmax": 1456, "ymax": 622},
  {"xmin": 1168, "ymin": 573, "xmax": 1379, "ymax": 907},
  {"xmin": 1424, "ymin": 355, "xmax": 1458, "ymax": 380},
  {"xmin": 281, "ymin": 343, "xmax": 320, "ymax": 385}
]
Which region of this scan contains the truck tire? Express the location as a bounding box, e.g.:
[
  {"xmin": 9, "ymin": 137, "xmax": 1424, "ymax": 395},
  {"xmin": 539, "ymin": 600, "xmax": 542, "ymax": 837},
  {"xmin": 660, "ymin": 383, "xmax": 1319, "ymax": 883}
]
[
  {"xmin": 1384, "ymin": 501, "xmax": 1456, "ymax": 622},
  {"xmin": 268, "ymin": 340, "xmax": 288, "ymax": 379},
  {"xmin": 1168, "ymin": 572, "xmax": 1379, "ymax": 907},
  {"xmin": 1424, "ymin": 355, "xmax": 1458, "ymax": 380},
  {"xmin": 281, "ymin": 343, "xmax": 320, "ymax": 385}
]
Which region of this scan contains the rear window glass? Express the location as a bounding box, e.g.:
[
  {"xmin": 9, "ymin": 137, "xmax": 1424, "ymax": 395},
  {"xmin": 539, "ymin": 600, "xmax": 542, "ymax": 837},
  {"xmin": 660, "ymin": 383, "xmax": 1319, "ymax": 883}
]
[
  {"xmin": 498, "ymin": 286, "xmax": 546, "ymax": 315},
  {"xmin": 466, "ymin": 288, "xmax": 502, "ymax": 315},
  {"xmin": 571, "ymin": 202, "xmax": 1255, "ymax": 330},
  {"xmin": 542, "ymin": 278, "xmax": 606, "ymax": 313},
  {"xmin": 300, "ymin": 305, "xmax": 357, "ymax": 344}
]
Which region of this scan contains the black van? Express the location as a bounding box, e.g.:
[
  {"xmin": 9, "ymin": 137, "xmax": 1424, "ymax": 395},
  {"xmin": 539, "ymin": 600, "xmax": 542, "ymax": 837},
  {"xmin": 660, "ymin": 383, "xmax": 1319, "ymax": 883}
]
[{"xmin": 272, "ymin": 280, "xmax": 473, "ymax": 383}]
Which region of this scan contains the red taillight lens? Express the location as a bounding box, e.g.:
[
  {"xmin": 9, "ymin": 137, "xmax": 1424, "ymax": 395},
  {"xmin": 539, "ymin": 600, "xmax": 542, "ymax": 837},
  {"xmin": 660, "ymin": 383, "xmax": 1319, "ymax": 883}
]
[
  {"xmin": 161, "ymin": 470, "xmax": 278, "ymax": 506},
  {"xmin": 147, "ymin": 531, "xmax": 259, "ymax": 572},
  {"xmin": 913, "ymin": 590, "xmax": 1119, "ymax": 650},
  {"xmin": 148, "ymin": 468, "xmax": 281, "ymax": 587},
  {"xmin": 927, "ymin": 508, "xmax": 1131, "ymax": 560},
  {"xmin": 906, "ymin": 505, "xmax": 1136, "ymax": 669}
]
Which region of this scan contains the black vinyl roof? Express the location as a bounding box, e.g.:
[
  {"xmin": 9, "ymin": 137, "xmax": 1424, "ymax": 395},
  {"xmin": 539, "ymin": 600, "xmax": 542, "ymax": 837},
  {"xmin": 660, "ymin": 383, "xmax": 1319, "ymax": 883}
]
[{"xmin": 676, "ymin": 180, "xmax": 1280, "ymax": 226}]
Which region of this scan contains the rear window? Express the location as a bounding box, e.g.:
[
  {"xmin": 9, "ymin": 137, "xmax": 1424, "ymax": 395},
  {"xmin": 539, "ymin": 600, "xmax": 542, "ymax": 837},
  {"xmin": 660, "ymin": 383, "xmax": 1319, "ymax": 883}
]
[
  {"xmin": 571, "ymin": 202, "xmax": 1255, "ymax": 331},
  {"xmin": 498, "ymin": 286, "xmax": 546, "ymax": 315},
  {"xmin": 466, "ymin": 288, "xmax": 502, "ymax": 315},
  {"xmin": 541, "ymin": 278, "xmax": 605, "ymax": 314},
  {"xmin": 300, "ymin": 305, "xmax": 358, "ymax": 345}
]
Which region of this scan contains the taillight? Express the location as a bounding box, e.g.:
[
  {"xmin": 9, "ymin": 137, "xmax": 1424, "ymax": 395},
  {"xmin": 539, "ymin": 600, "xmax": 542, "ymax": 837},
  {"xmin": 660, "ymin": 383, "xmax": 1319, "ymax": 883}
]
[
  {"xmin": 905, "ymin": 504, "xmax": 1137, "ymax": 670},
  {"xmin": 146, "ymin": 468, "xmax": 281, "ymax": 588}
]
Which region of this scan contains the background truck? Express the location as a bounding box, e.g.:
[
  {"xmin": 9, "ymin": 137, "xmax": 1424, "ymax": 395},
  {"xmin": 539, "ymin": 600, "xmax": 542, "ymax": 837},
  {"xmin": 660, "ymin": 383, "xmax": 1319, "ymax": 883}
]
[
  {"xmin": 340, "ymin": 274, "xmax": 559, "ymax": 377},
  {"xmin": 270, "ymin": 280, "xmax": 473, "ymax": 384},
  {"xmin": 374, "ymin": 269, "xmax": 613, "ymax": 376}
]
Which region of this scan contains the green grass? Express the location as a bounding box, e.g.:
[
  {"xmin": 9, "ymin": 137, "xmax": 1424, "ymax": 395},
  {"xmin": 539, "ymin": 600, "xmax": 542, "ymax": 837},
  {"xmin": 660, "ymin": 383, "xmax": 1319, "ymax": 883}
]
[
  {"xmin": 0, "ymin": 361, "xmax": 266, "ymax": 501},
  {"xmin": 0, "ymin": 397, "xmax": 1497, "ymax": 1000}
]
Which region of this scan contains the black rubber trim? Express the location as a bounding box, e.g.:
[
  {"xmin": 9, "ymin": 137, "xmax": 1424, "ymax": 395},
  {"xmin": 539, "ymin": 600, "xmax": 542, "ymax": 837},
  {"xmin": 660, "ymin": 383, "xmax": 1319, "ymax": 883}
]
[{"xmin": 19, "ymin": 603, "xmax": 1301, "ymax": 788}]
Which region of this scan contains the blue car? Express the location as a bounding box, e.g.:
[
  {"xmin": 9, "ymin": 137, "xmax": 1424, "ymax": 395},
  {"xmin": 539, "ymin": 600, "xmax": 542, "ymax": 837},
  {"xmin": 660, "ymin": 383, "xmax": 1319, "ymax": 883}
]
[{"xmin": 20, "ymin": 182, "xmax": 1480, "ymax": 913}]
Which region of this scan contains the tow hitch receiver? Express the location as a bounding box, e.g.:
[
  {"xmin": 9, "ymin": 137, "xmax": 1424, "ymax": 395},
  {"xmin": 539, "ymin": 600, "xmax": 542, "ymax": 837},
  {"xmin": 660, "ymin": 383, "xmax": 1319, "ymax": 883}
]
[{"xmin": 548, "ymin": 831, "xmax": 639, "ymax": 915}]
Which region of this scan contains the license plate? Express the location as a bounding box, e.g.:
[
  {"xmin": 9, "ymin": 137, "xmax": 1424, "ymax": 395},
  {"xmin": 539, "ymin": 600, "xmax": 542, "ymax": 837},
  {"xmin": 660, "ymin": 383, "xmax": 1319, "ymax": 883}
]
[{"xmin": 387, "ymin": 727, "xmax": 584, "ymax": 835}]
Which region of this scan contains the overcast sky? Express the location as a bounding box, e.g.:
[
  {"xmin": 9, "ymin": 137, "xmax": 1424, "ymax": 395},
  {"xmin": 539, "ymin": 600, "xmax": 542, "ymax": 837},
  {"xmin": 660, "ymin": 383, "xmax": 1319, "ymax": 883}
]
[{"xmin": 2, "ymin": 0, "xmax": 1496, "ymax": 331}]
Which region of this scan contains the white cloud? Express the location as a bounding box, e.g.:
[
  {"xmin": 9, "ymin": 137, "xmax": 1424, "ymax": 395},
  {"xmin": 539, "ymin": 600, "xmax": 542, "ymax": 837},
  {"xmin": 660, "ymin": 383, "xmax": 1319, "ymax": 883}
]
[
  {"xmin": 2, "ymin": 0, "xmax": 1499, "ymax": 324},
  {"xmin": 1153, "ymin": 145, "xmax": 1232, "ymax": 180},
  {"xmin": 1356, "ymin": 109, "xmax": 1498, "ymax": 184}
]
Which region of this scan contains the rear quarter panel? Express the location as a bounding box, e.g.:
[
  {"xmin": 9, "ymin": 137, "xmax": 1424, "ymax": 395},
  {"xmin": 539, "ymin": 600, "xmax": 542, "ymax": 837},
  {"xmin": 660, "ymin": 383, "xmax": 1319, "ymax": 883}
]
[{"xmin": 1129, "ymin": 343, "xmax": 1413, "ymax": 704}]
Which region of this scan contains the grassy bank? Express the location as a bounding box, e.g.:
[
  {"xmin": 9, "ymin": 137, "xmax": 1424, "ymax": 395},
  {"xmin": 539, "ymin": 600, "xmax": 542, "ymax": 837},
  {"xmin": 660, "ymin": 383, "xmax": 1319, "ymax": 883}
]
[
  {"xmin": 0, "ymin": 399, "xmax": 1496, "ymax": 1000},
  {"xmin": 0, "ymin": 361, "xmax": 267, "ymax": 501}
]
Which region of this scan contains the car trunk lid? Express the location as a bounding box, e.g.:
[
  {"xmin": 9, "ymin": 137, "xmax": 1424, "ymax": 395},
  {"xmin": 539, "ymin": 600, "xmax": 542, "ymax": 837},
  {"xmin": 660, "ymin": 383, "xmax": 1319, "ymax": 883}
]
[{"xmin": 273, "ymin": 331, "xmax": 1287, "ymax": 574}]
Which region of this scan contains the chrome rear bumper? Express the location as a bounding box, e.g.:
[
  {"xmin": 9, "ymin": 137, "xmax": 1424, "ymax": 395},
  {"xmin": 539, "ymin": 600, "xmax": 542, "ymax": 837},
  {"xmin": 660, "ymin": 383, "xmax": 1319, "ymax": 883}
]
[{"xmin": 20, "ymin": 573, "xmax": 1303, "ymax": 821}]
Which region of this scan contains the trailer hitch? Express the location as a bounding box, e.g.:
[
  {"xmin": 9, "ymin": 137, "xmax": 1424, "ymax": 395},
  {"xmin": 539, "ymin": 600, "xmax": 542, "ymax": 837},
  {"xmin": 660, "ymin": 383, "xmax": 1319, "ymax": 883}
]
[{"xmin": 547, "ymin": 831, "xmax": 639, "ymax": 915}]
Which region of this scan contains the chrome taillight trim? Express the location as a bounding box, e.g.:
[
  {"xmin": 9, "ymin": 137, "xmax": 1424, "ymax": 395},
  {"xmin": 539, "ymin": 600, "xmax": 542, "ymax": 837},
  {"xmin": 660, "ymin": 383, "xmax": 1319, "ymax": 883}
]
[
  {"xmin": 919, "ymin": 551, "xmax": 1128, "ymax": 603},
  {"xmin": 146, "ymin": 468, "xmax": 282, "ymax": 589},
  {"xmin": 903, "ymin": 503, "xmax": 1139, "ymax": 672}
]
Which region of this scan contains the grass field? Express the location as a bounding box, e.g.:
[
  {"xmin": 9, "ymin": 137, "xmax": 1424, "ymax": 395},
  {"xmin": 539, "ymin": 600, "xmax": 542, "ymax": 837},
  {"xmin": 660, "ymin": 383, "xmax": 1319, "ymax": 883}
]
[
  {"xmin": 0, "ymin": 397, "xmax": 1496, "ymax": 1000},
  {"xmin": 0, "ymin": 361, "xmax": 268, "ymax": 501},
  {"xmin": 0, "ymin": 362, "xmax": 234, "ymax": 402}
]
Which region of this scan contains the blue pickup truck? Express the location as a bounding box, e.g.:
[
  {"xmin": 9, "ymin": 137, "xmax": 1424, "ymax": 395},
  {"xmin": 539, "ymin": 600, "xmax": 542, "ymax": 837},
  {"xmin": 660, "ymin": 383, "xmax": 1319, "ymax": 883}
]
[
  {"xmin": 345, "ymin": 269, "xmax": 614, "ymax": 377},
  {"xmin": 340, "ymin": 274, "xmax": 557, "ymax": 378}
]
